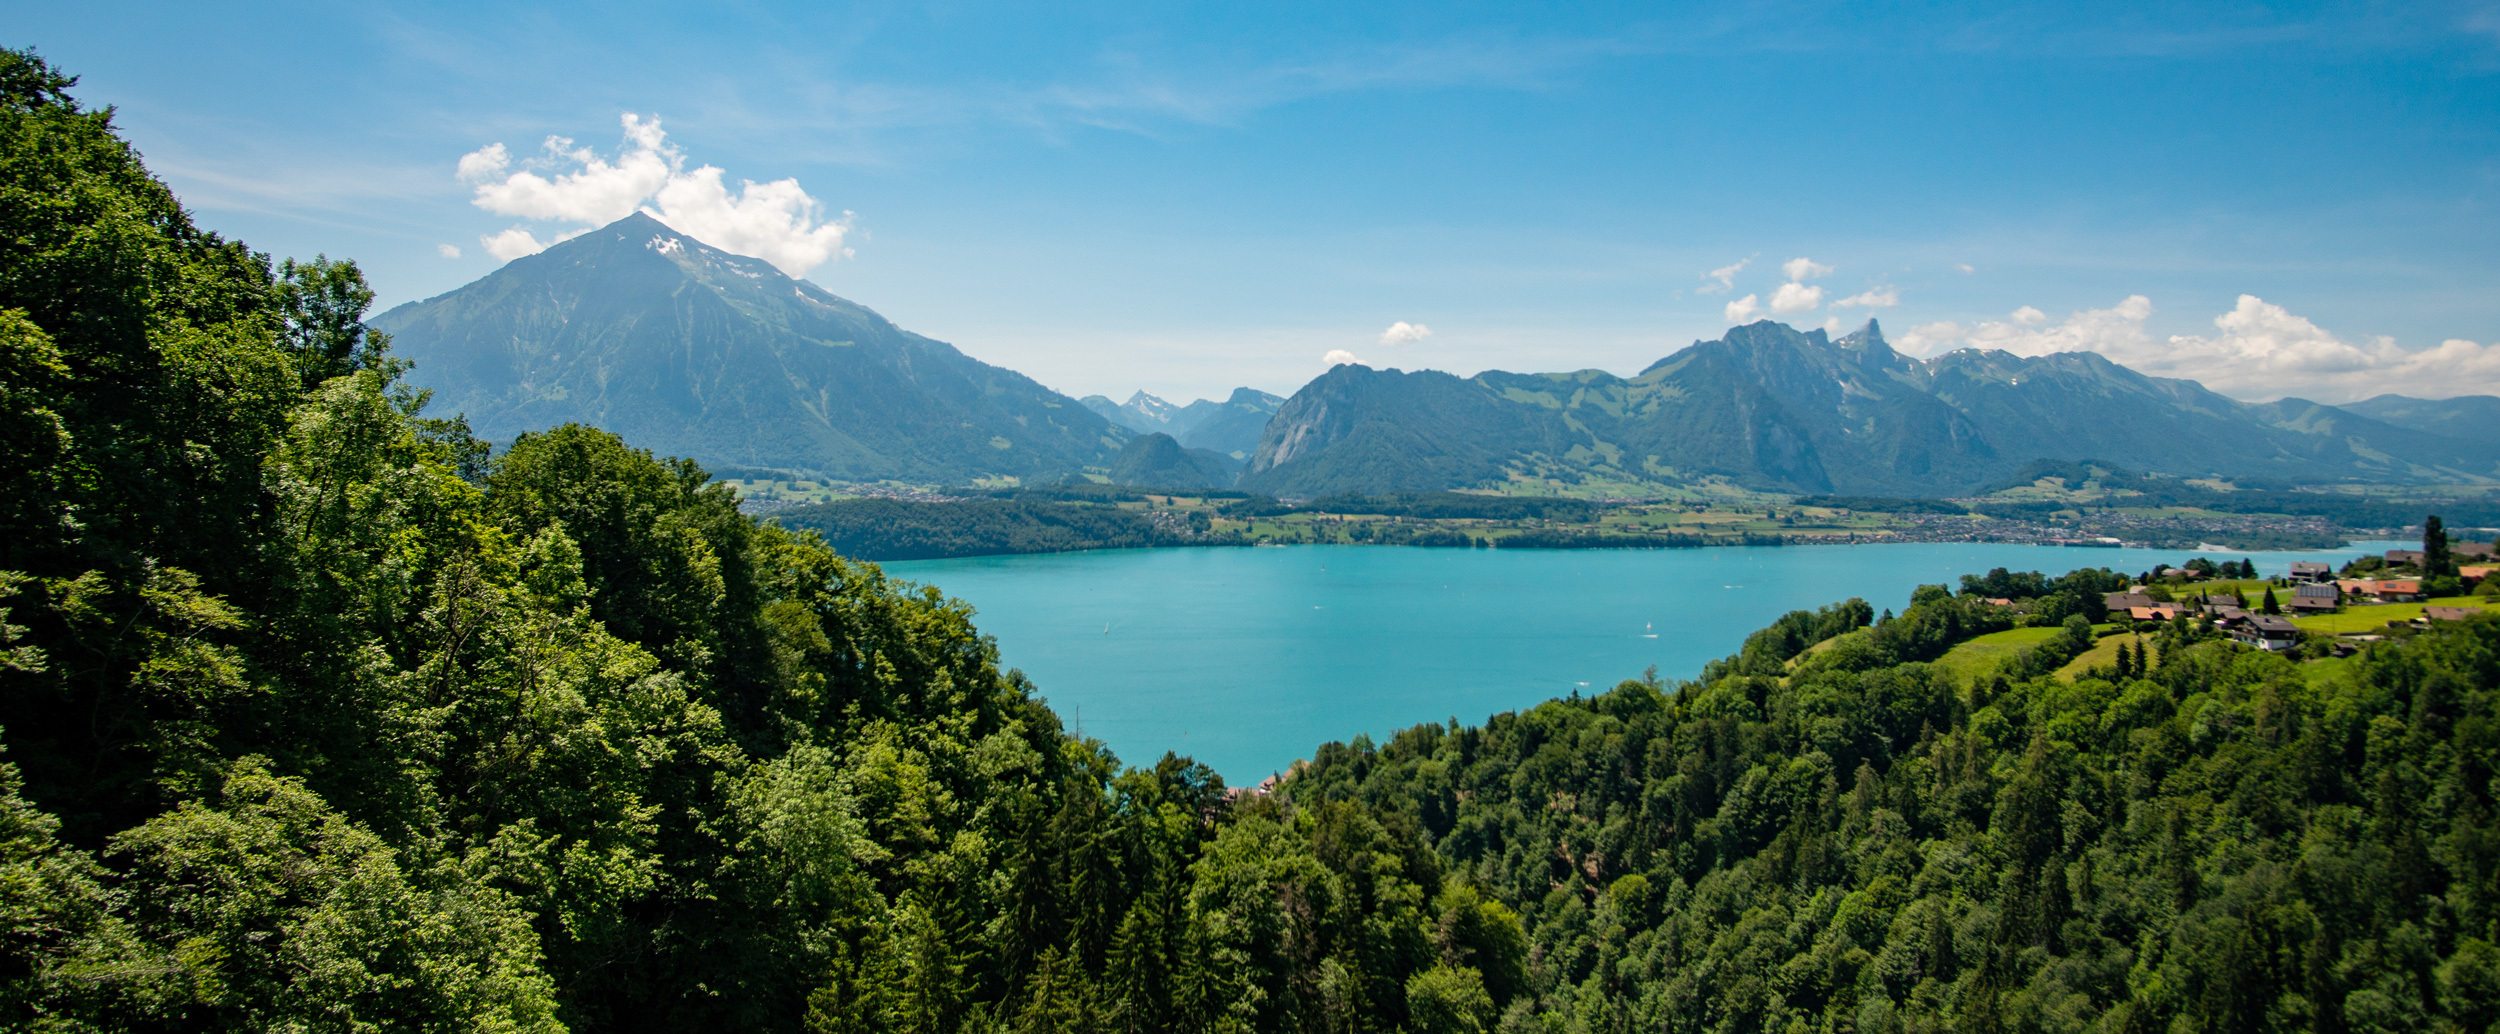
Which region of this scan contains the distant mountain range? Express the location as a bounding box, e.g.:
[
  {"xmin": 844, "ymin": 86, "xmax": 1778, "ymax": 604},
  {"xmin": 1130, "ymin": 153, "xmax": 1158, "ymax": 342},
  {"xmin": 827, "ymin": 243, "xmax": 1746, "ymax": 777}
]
[
  {"xmin": 374, "ymin": 219, "xmax": 2500, "ymax": 502},
  {"xmin": 1080, "ymin": 388, "xmax": 1284, "ymax": 459},
  {"xmin": 2340, "ymin": 394, "xmax": 2500, "ymax": 441},
  {"xmin": 375, "ymin": 213, "xmax": 1127, "ymax": 484},
  {"xmin": 1242, "ymin": 320, "xmax": 2500, "ymax": 499}
]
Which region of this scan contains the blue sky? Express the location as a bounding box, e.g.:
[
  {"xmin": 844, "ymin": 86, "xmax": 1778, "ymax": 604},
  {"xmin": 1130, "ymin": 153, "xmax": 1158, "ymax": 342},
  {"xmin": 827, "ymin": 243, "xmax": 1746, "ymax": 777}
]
[{"xmin": 16, "ymin": 1, "xmax": 2500, "ymax": 403}]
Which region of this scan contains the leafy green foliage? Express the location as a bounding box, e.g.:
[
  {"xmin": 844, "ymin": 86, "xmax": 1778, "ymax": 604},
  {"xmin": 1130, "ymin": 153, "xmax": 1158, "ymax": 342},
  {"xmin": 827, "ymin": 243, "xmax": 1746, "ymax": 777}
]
[
  {"xmin": 8, "ymin": 46, "xmax": 2500, "ymax": 1034},
  {"xmin": 1287, "ymin": 583, "xmax": 2500, "ymax": 1032}
]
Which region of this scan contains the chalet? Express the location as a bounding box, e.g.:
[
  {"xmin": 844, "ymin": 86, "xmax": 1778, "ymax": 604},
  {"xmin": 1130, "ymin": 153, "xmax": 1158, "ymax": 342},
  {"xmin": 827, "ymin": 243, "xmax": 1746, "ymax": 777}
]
[
  {"xmin": 2372, "ymin": 579, "xmax": 2424, "ymax": 602},
  {"xmin": 2387, "ymin": 549, "xmax": 2425, "ymax": 566},
  {"xmin": 2104, "ymin": 591, "xmax": 2156, "ymax": 613},
  {"xmin": 2424, "ymin": 605, "xmax": 2480, "ymax": 622},
  {"xmin": 2464, "ymin": 566, "xmax": 2496, "ymax": 580},
  {"xmin": 2290, "ymin": 583, "xmax": 2339, "ymax": 612},
  {"xmin": 2130, "ymin": 604, "xmax": 2189, "ymax": 621},
  {"xmin": 2193, "ymin": 593, "xmax": 2242, "ymax": 609},
  {"xmin": 2230, "ymin": 614, "xmax": 2300, "ymax": 652},
  {"xmin": 2338, "ymin": 578, "xmax": 2423, "ymax": 602},
  {"xmin": 2288, "ymin": 561, "xmax": 2333, "ymax": 583},
  {"xmin": 2459, "ymin": 541, "xmax": 2497, "ymax": 559}
]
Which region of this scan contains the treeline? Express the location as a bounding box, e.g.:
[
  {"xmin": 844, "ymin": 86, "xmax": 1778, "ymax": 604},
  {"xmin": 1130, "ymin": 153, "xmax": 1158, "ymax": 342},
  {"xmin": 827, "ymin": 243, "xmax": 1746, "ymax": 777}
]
[
  {"xmin": 1795, "ymin": 495, "xmax": 1973, "ymax": 516},
  {"xmin": 773, "ymin": 496, "xmax": 1240, "ymax": 560},
  {"xmin": 1806, "ymin": 460, "xmax": 2500, "ymax": 533},
  {"xmin": 1973, "ymin": 460, "xmax": 2500, "ymax": 528},
  {"xmin": 10, "ymin": 49, "xmax": 2499, "ymax": 1034},
  {"xmin": 1224, "ymin": 491, "xmax": 1602, "ymax": 521},
  {"xmin": 970, "ymin": 482, "xmax": 1259, "ymax": 504},
  {"xmin": 0, "ymin": 52, "xmax": 1584, "ymax": 1033},
  {"xmin": 1286, "ymin": 574, "xmax": 2500, "ymax": 1032}
]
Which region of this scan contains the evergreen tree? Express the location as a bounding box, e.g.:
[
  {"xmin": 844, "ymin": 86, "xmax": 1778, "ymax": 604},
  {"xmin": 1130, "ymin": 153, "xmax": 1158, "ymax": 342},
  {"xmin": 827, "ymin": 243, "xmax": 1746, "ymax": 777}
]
[
  {"xmin": 5, "ymin": 45, "xmax": 2500, "ymax": 1034},
  {"xmin": 2427, "ymin": 513, "xmax": 2457, "ymax": 579}
]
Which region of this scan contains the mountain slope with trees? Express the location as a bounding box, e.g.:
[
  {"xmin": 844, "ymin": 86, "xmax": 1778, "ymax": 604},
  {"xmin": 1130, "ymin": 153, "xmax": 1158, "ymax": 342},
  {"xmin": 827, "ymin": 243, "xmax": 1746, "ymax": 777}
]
[
  {"xmin": 2344, "ymin": 393, "xmax": 2500, "ymax": 441},
  {"xmin": 1243, "ymin": 322, "xmax": 2500, "ymax": 499},
  {"xmin": 374, "ymin": 212, "xmax": 1127, "ymax": 484},
  {"xmin": 5, "ymin": 48, "xmax": 2498, "ymax": 1034},
  {"xmin": 1288, "ymin": 583, "xmax": 2500, "ymax": 1032}
]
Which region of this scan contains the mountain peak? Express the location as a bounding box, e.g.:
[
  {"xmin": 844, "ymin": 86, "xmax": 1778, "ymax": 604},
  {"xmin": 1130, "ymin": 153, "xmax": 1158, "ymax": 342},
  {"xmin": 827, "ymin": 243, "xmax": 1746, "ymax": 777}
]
[
  {"xmin": 1242, "ymin": 316, "xmax": 2500, "ymax": 498},
  {"xmin": 1226, "ymin": 387, "xmax": 1285, "ymax": 406},
  {"xmin": 373, "ymin": 216, "xmax": 1123, "ymax": 482}
]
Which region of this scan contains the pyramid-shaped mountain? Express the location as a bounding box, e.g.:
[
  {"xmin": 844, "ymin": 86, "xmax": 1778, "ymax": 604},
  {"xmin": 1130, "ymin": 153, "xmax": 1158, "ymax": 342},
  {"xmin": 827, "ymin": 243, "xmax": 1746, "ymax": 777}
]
[
  {"xmin": 1244, "ymin": 320, "xmax": 2500, "ymax": 498},
  {"xmin": 374, "ymin": 213, "xmax": 1125, "ymax": 483}
]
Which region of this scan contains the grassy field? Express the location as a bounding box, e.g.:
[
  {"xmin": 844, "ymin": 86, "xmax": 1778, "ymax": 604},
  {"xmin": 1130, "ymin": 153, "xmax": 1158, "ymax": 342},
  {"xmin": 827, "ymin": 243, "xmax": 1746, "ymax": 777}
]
[
  {"xmin": 2055, "ymin": 630, "xmax": 2151, "ymax": 681},
  {"xmin": 1932, "ymin": 626, "xmax": 2067, "ymax": 684},
  {"xmin": 2289, "ymin": 596, "xmax": 2497, "ymax": 635}
]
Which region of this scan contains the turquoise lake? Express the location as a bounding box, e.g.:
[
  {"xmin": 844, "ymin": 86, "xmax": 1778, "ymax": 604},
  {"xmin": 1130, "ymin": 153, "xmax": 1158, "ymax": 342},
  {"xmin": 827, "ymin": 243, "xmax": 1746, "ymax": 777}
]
[{"xmin": 886, "ymin": 540, "xmax": 2399, "ymax": 782}]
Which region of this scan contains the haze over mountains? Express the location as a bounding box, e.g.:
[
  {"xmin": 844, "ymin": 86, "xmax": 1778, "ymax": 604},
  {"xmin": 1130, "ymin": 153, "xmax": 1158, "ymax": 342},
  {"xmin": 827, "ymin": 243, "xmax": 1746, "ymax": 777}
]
[
  {"xmin": 2340, "ymin": 394, "xmax": 2500, "ymax": 441},
  {"xmin": 380, "ymin": 217, "xmax": 2500, "ymax": 500},
  {"xmin": 1080, "ymin": 388, "xmax": 1284, "ymax": 460}
]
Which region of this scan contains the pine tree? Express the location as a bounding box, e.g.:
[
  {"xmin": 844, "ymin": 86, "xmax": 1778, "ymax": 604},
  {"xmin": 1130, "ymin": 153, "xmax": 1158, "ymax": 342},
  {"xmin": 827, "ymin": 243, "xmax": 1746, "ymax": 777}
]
[{"xmin": 2426, "ymin": 514, "xmax": 2455, "ymax": 578}]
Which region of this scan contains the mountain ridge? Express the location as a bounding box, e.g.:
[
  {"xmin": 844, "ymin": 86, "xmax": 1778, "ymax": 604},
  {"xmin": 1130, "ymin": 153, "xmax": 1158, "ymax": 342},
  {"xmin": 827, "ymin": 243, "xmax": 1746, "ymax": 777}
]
[
  {"xmin": 1080, "ymin": 386, "xmax": 1284, "ymax": 459},
  {"xmin": 375, "ymin": 212, "xmax": 1127, "ymax": 484},
  {"xmin": 1243, "ymin": 320, "xmax": 2500, "ymax": 498}
]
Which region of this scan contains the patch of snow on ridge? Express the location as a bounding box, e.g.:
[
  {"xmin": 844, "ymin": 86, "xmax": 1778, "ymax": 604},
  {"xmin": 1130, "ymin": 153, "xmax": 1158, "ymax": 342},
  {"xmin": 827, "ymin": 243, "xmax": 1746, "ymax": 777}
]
[{"xmin": 648, "ymin": 236, "xmax": 682, "ymax": 254}]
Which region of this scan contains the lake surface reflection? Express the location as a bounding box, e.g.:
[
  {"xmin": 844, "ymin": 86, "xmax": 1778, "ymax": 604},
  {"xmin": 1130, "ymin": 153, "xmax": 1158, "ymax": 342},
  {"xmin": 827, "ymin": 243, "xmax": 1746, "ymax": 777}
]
[{"xmin": 885, "ymin": 540, "xmax": 2398, "ymax": 781}]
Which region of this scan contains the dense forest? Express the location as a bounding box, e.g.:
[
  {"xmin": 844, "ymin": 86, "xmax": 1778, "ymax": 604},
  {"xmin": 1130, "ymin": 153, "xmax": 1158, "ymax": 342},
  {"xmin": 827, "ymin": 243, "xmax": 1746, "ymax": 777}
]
[
  {"xmin": 5, "ymin": 49, "xmax": 2498, "ymax": 1033},
  {"xmin": 773, "ymin": 495, "xmax": 1239, "ymax": 560},
  {"xmin": 1814, "ymin": 460, "xmax": 2500, "ymax": 531},
  {"xmin": 1220, "ymin": 493, "xmax": 1602, "ymax": 522}
]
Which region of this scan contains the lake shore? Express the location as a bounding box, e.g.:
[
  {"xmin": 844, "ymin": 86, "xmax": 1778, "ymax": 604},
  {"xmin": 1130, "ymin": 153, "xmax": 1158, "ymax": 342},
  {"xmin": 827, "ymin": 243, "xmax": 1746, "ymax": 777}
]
[{"xmin": 888, "ymin": 538, "xmax": 2404, "ymax": 781}]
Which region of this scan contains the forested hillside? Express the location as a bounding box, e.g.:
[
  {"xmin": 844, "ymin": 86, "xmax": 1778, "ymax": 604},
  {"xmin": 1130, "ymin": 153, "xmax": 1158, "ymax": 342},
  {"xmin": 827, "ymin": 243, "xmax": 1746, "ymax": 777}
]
[
  {"xmin": 775, "ymin": 494, "xmax": 1239, "ymax": 559},
  {"xmin": 0, "ymin": 50, "xmax": 1518, "ymax": 1033},
  {"xmin": 5, "ymin": 48, "xmax": 2497, "ymax": 1034},
  {"xmin": 1288, "ymin": 589, "xmax": 2500, "ymax": 1032}
]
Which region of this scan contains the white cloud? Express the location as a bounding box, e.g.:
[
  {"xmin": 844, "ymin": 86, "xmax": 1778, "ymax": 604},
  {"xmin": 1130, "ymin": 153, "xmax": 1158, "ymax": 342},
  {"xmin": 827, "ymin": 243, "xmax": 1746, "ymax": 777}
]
[
  {"xmin": 455, "ymin": 142, "xmax": 509, "ymax": 183},
  {"xmin": 1823, "ymin": 316, "xmax": 1844, "ymax": 334},
  {"xmin": 436, "ymin": 243, "xmax": 462, "ymax": 259},
  {"xmin": 1323, "ymin": 349, "xmax": 1362, "ymax": 367},
  {"xmin": 1833, "ymin": 285, "xmax": 1899, "ymax": 309},
  {"xmin": 1698, "ymin": 258, "xmax": 1749, "ymax": 295},
  {"xmin": 1896, "ymin": 293, "xmax": 2500, "ymax": 401},
  {"xmin": 1378, "ymin": 321, "xmax": 1433, "ymax": 346},
  {"xmin": 1898, "ymin": 321, "xmax": 1967, "ymax": 354},
  {"xmin": 1955, "ymin": 263, "xmax": 1976, "ymax": 274},
  {"xmin": 459, "ymin": 113, "xmax": 856, "ymax": 278},
  {"xmin": 1724, "ymin": 293, "xmax": 1760, "ymax": 323},
  {"xmin": 1769, "ymin": 281, "xmax": 1823, "ymax": 315},
  {"xmin": 1781, "ymin": 256, "xmax": 1834, "ymax": 282},
  {"xmin": 480, "ymin": 227, "xmax": 547, "ymax": 261},
  {"xmin": 2011, "ymin": 305, "xmax": 2047, "ymax": 325}
]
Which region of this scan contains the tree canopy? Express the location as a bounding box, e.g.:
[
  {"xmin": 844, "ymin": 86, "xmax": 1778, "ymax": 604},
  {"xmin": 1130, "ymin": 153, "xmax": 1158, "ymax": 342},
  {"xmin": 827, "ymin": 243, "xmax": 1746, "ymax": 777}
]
[{"xmin": 2, "ymin": 47, "xmax": 2496, "ymax": 1034}]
